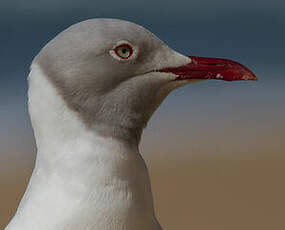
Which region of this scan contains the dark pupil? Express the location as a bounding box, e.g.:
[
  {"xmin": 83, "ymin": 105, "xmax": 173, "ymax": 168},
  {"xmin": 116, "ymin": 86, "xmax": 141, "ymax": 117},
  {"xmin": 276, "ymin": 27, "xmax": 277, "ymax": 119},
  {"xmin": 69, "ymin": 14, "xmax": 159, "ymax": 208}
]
[{"xmin": 122, "ymin": 48, "xmax": 128, "ymax": 54}]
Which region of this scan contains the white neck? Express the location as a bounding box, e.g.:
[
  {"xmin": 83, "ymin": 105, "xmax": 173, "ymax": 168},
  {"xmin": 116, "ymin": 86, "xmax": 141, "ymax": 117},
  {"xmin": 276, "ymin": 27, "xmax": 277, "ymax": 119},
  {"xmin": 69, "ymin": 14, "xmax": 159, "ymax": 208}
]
[{"xmin": 5, "ymin": 64, "xmax": 161, "ymax": 230}]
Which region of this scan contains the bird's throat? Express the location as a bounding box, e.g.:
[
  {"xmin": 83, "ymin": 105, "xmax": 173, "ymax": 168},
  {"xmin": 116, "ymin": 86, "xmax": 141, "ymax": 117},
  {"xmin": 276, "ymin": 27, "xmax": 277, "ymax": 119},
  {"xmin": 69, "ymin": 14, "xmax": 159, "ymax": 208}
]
[{"xmin": 5, "ymin": 64, "xmax": 160, "ymax": 230}]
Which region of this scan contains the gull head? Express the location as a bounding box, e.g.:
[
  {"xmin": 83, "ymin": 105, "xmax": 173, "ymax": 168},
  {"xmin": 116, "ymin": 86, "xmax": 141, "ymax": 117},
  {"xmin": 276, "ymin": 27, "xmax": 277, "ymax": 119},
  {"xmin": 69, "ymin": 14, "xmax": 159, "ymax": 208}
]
[{"xmin": 34, "ymin": 18, "xmax": 257, "ymax": 144}]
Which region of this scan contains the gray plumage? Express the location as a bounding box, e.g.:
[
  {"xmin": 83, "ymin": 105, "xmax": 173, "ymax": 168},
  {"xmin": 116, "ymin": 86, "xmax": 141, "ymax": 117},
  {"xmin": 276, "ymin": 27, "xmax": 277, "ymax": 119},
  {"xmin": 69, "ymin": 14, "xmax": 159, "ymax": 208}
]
[{"xmin": 35, "ymin": 18, "xmax": 187, "ymax": 145}]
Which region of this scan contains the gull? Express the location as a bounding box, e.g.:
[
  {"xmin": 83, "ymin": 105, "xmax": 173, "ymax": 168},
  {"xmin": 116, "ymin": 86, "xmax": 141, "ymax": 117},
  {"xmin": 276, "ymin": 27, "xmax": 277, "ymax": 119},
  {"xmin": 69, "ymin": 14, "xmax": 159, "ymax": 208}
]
[{"xmin": 5, "ymin": 18, "xmax": 257, "ymax": 230}]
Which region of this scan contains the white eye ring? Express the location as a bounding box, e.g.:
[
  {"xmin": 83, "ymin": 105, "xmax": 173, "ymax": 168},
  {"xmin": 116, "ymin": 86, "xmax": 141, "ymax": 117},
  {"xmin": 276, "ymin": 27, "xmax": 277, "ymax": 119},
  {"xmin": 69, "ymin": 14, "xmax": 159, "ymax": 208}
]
[{"xmin": 109, "ymin": 41, "xmax": 137, "ymax": 61}]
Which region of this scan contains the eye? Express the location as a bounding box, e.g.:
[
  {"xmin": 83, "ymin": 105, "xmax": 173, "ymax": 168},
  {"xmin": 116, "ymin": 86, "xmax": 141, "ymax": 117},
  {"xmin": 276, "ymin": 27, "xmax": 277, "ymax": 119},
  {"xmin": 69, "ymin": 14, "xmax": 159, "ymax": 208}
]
[{"xmin": 113, "ymin": 44, "xmax": 133, "ymax": 59}]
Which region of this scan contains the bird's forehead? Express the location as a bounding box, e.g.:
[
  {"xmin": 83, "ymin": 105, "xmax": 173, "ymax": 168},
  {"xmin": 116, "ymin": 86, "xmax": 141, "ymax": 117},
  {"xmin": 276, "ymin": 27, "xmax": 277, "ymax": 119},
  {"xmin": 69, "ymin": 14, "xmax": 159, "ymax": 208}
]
[{"xmin": 61, "ymin": 19, "xmax": 161, "ymax": 48}]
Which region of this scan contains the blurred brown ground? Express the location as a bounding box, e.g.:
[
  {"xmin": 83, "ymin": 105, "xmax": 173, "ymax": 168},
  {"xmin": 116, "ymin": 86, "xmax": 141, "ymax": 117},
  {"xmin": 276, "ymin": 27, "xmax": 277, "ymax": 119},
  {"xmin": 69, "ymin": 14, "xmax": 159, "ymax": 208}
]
[{"xmin": 1, "ymin": 153, "xmax": 284, "ymax": 230}]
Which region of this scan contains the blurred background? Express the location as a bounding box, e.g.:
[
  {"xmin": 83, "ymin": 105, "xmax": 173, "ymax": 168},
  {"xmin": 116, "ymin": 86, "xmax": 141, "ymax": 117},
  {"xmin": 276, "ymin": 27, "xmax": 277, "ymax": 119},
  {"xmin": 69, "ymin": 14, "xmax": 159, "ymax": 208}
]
[{"xmin": 0, "ymin": 0, "xmax": 284, "ymax": 229}]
